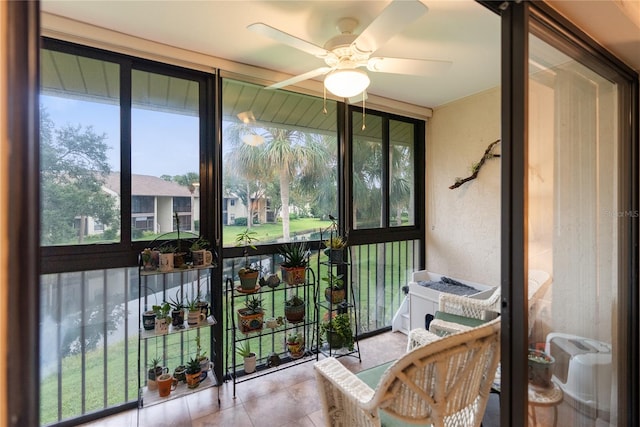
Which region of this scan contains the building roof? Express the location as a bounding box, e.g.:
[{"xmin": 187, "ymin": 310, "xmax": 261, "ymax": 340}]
[{"xmin": 104, "ymin": 173, "xmax": 193, "ymax": 197}]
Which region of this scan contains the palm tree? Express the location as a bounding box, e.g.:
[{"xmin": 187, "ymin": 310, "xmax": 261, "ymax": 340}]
[{"xmin": 224, "ymin": 122, "xmax": 331, "ymax": 240}]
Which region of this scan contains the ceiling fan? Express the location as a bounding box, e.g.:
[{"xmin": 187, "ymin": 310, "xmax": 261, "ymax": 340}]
[{"xmin": 247, "ymin": 0, "xmax": 452, "ymax": 99}]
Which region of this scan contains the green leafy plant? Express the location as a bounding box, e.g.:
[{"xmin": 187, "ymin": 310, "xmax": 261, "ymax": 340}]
[
  {"xmin": 243, "ymin": 296, "xmax": 263, "ymax": 314},
  {"xmin": 235, "ymin": 228, "xmax": 259, "ymax": 271},
  {"xmin": 148, "ymin": 357, "xmax": 161, "ymax": 370},
  {"xmin": 195, "ymin": 335, "xmax": 207, "ymax": 361},
  {"xmin": 184, "ymin": 292, "xmax": 200, "ymax": 311},
  {"xmin": 152, "ymin": 302, "xmax": 171, "ymax": 320},
  {"xmin": 157, "ymin": 245, "xmax": 176, "ymax": 254},
  {"xmin": 186, "ymin": 357, "xmax": 201, "ymax": 375},
  {"xmin": 236, "ymin": 341, "xmax": 253, "ymax": 358},
  {"xmin": 190, "ymin": 236, "xmax": 210, "ymax": 251},
  {"xmin": 324, "ymin": 235, "xmax": 346, "ymax": 249},
  {"xmin": 285, "ymin": 294, "xmax": 304, "ymax": 308},
  {"xmin": 167, "ymin": 290, "xmax": 183, "ymax": 312},
  {"xmin": 320, "ymin": 313, "xmax": 354, "ymax": 351},
  {"xmin": 279, "ymin": 242, "xmax": 308, "ymax": 268},
  {"xmin": 287, "ymin": 332, "xmax": 303, "ymax": 344},
  {"xmin": 321, "ymin": 273, "xmax": 344, "ymax": 290}
]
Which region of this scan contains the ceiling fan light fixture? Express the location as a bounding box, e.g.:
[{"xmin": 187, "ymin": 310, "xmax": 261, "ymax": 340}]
[
  {"xmin": 324, "ymin": 68, "xmax": 370, "ymax": 98},
  {"xmin": 242, "ymin": 133, "xmax": 265, "ymax": 146}
]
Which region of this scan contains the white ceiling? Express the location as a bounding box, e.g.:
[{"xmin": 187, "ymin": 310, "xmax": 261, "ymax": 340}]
[{"xmin": 41, "ymin": 1, "xmax": 639, "ymax": 109}]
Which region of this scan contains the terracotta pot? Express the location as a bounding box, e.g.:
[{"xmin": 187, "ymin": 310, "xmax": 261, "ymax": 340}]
[
  {"xmin": 281, "ymin": 266, "xmax": 306, "ymax": 285},
  {"xmin": 284, "ymin": 304, "xmax": 305, "ymax": 323},
  {"xmin": 325, "ymin": 287, "xmax": 346, "ymax": 304},
  {"xmin": 157, "ymin": 374, "xmax": 177, "ymax": 397},
  {"xmin": 237, "ymin": 308, "xmax": 264, "ymax": 334},
  {"xmin": 185, "ymin": 370, "xmax": 202, "ymax": 389},
  {"xmin": 239, "ymin": 270, "xmax": 259, "ymax": 290}
]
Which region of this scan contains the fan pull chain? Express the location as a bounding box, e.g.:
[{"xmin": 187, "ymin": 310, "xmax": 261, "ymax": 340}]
[
  {"xmin": 362, "ymin": 90, "xmax": 366, "ymax": 130},
  {"xmin": 323, "ymin": 86, "xmax": 328, "ymax": 115}
]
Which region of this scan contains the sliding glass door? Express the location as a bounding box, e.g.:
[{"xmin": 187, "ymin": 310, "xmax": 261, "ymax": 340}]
[{"xmin": 515, "ymin": 4, "xmax": 637, "ymax": 427}]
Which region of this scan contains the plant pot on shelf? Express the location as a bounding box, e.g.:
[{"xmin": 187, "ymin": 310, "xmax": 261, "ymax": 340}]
[
  {"xmin": 171, "ymin": 309, "xmax": 184, "ymax": 327},
  {"xmin": 325, "ymin": 330, "xmax": 345, "ymax": 349},
  {"xmin": 142, "ymin": 311, "xmax": 156, "ymax": 331},
  {"xmin": 157, "ymin": 373, "xmax": 177, "ymax": 397},
  {"xmin": 198, "ymin": 357, "xmax": 211, "ymax": 373},
  {"xmin": 243, "ymin": 353, "xmax": 257, "ymax": 374},
  {"xmin": 147, "ymin": 366, "xmax": 166, "ymax": 391},
  {"xmin": 173, "ymin": 365, "xmax": 187, "ymax": 383},
  {"xmin": 325, "ymin": 287, "xmax": 346, "ymax": 304},
  {"xmin": 286, "ymin": 333, "xmax": 305, "ymax": 359},
  {"xmin": 528, "ymin": 349, "xmax": 555, "ymax": 389},
  {"xmin": 238, "ymin": 269, "xmax": 259, "ymax": 291},
  {"xmin": 281, "ymin": 266, "xmax": 306, "ymax": 286},
  {"xmin": 187, "ymin": 309, "xmax": 205, "ymax": 326},
  {"xmin": 154, "ymin": 317, "xmax": 169, "ymax": 334},
  {"xmin": 173, "ymin": 252, "xmax": 187, "ymax": 268},
  {"xmin": 284, "ymin": 295, "xmax": 305, "ymax": 323},
  {"xmin": 159, "ymin": 252, "xmax": 174, "ymax": 272},
  {"xmin": 185, "ymin": 358, "xmax": 202, "ymax": 389},
  {"xmin": 237, "ymin": 308, "xmax": 264, "ymax": 334},
  {"xmin": 324, "ymin": 248, "xmax": 345, "ymax": 263}
]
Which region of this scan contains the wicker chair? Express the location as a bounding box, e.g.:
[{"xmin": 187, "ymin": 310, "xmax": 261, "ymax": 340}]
[
  {"xmin": 428, "ymin": 285, "xmax": 501, "ymax": 336},
  {"xmin": 314, "ymin": 318, "xmax": 501, "ymax": 427}
]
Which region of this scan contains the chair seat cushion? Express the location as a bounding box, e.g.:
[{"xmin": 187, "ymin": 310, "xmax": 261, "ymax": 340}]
[
  {"xmin": 356, "ymin": 362, "xmax": 431, "ymax": 427},
  {"xmin": 434, "ymin": 311, "xmax": 489, "ymax": 328}
]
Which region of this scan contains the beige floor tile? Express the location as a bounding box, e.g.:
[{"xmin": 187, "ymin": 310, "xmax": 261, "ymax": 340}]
[{"xmin": 191, "ymin": 405, "xmax": 253, "ymax": 427}]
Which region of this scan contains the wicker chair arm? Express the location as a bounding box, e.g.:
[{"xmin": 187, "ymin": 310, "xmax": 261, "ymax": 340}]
[
  {"xmin": 407, "ymin": 328, "xmax": 442, "ymax": 351},
  {"xmin": 438, "ymin": 290, "xmax": 500, "ymax": 320}
]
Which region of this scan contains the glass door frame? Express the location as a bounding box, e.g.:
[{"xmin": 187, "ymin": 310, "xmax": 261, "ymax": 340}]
[{"xmin": 489, "ymin": 1, "xmax": 639, "ymax": 425}]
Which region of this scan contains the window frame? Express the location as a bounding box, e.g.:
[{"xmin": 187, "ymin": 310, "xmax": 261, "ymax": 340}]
[
  {"xmin": 346, "ymin": 106, "xmax": 425, "ymax": 251},
  {"xmin": 40, "ymin": 38, "xmax": 214, "ymax": 275}
]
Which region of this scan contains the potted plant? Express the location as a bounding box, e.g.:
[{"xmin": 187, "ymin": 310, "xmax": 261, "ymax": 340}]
[
  {"xmin": 185, "ymin": 293, "xmax": 204, "ymax": 326},
  {"xmin": 284, "ymin": 293, "xmax": 305, "ymax": 323},
  {"xmin": 322, "ymin": 272, "xmax": 345, "ymax": 304},
  {"xmin": 195, "ymin": 335, "xmax": 210, "ymax": 373},
  {"xmin": 152, "ymin": 302, "xmax": 171, "ymax": 334},
  {"xmin": 324, "ymin": 235, "xmax": 347, "ymax": 263},
  {"xmin": 157, "ymin": 245, "xmax": 175, "ymax": 272},
  {"xmin": 528, "ymin": 349, "xmax": 555, "ymax": 390},
  {"xmin": 156, "ymin": 373, "xmax": 177, "ymax": 397},
  {"xmin": 173, "ymin": 364, "xmax": 187, "ymax": 383},
  {"xmin": 147, "ymin": 357, "xmax": 165, "ymax": 391},
  {"xmin": 140, "ymin": 247, "xmax": 159, "ymax": 271},
  {"xmin": 279, "ymin": 242, "xmax": 308, "ymax": 285},
  {"xmin": 168, "ymin": 291, "xmax": 184, "ymax": 328},
  {"xmin": 236, "ymin": 340, "xmax": 257, "ymax": 374},
  {"xmin": 320, "ymin": 313, "xmax": 354, "ymax": 351},
  {"xmin": 286, "ymin": 332, "xmax": 305, "ymax": 359},
  {"xmin": 142, "ymin": 309, "xmax": 156, "ymax": 331},
  {"xmin": 237, "ymin": 295, "xmax": 264, "ymax": 334},
  {"xmin": 190, "ymin": 236, "xmax": 213, "ymax": 267},
  {"xmin": 185, "ymin": 357, "xmax": 202, "ymax": 389},
  {"xmin": 235, "ymin": 228, "xmax": 260, "ymax": 290}
]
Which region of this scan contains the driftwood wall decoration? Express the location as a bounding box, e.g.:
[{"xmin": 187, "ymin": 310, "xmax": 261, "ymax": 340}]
[{"xmin": 449, "ymin": 139, "xmax": 501, "ymax": 189}]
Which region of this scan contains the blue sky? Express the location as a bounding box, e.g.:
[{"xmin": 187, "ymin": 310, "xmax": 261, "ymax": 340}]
[{"xmin": 41, "ymin": 95, "xmax": 200, "ymax": 177}]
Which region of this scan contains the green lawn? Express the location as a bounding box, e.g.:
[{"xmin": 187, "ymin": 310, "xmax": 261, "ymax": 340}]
[{"xmin": 221, "ymin": 218, "xmax": 332, "ymax": 246}]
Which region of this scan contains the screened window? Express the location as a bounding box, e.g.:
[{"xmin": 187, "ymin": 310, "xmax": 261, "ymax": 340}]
[
  {"xmin": 351, "ymin": 110, "xmax": 420, "ymax": 230},
  {"xmin": 40, "ymin": 49, "xmax": 121, "ymax": 246},
  {"xmin": 221, "ymin": 79, "xmax": 338, "ymax": 245}
]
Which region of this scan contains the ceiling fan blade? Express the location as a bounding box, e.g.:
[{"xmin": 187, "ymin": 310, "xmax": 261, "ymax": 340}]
[
  {"xmin": 367, "ymin": 57, "xmax": 452, "ymax": 76},
  {"xmin": 352, "ymin": 0, "xmax": 428, "ymax": 55},
  {"xmin": 266, "ymin": 67, "xmax": 332, "ymax": 90},
  {"xmin": 248, "ymin": 23, "xmax": 329, "ymax": 58}
]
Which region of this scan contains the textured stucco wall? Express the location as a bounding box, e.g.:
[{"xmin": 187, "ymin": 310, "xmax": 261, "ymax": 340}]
[{"xmin": 425, "ymin": 87, "xmax": 500, "ymax": 287}]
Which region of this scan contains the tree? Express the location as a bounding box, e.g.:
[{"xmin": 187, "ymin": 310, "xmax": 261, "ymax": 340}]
[
  {"xmin": 224, "ymin": 123, "xmax": 330, "ymax": 240},
  {"xmin": 40, "ymin": 109, "xmax": 118, "ymax": 245}
]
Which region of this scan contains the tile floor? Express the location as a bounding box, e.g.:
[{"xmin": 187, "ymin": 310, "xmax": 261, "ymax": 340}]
[{"xmin": 80, "ymin": 331, "xmax": 500, "ymax": 427}]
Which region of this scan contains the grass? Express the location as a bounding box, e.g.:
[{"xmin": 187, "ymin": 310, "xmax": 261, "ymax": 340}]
[{"xmin": 221, "ymin": 218, "xmax": 332, "ymax": 246}]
